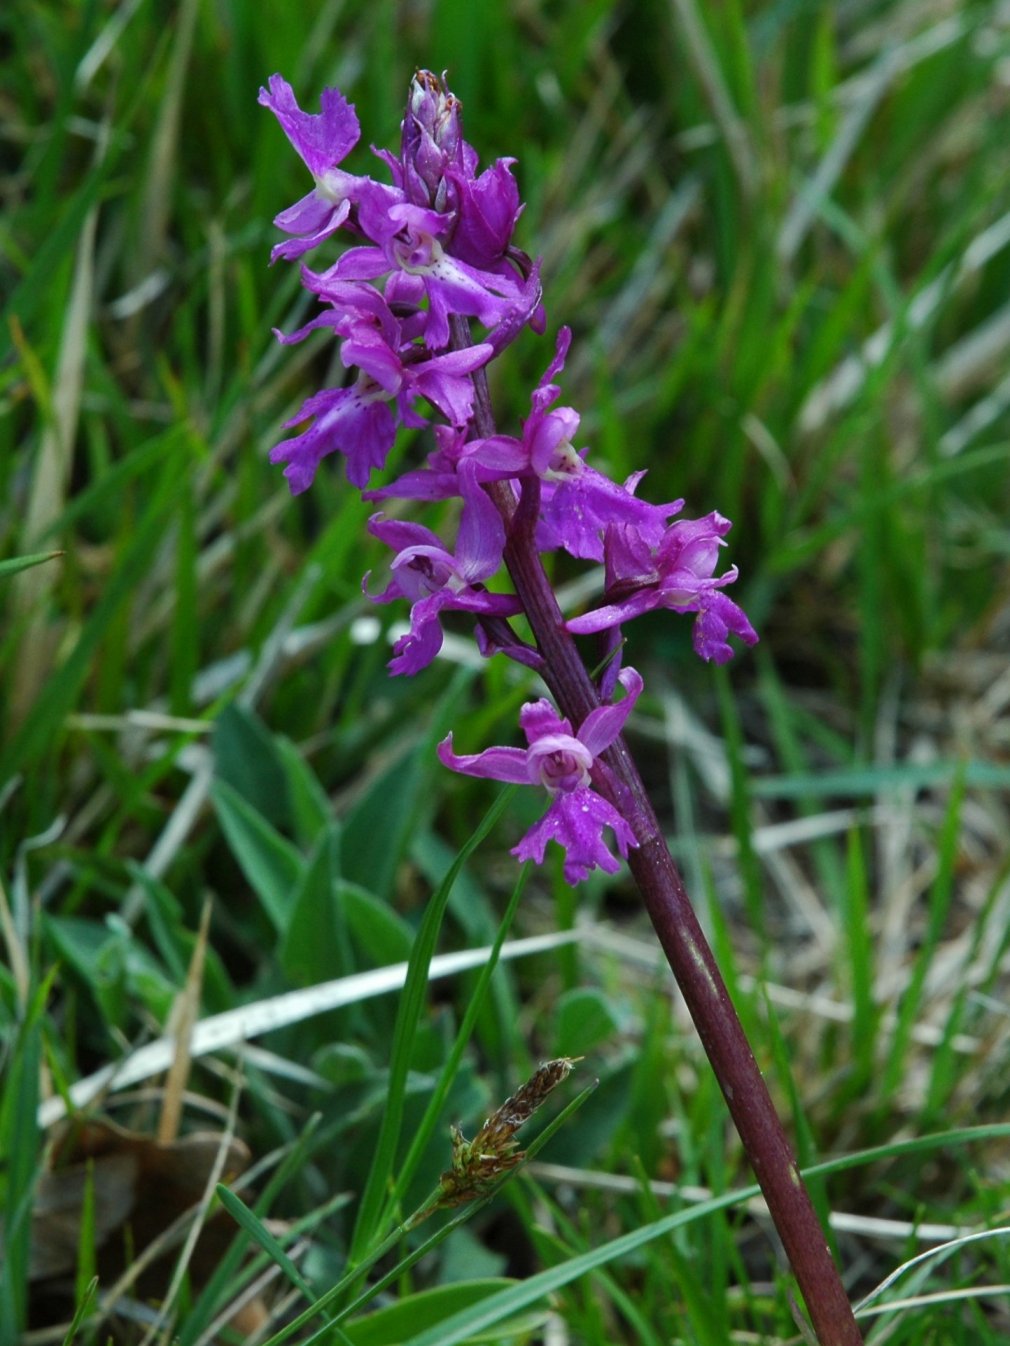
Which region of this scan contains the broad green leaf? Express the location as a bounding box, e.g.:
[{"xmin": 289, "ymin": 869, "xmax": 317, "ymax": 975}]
[
  {"xmin": 552, "ymin": 987, "xmax": 619, "ymax": 1058},
  {"xmin": 282, "ymin": 826, "xmax": 351, "ymax": 986},
  {"xmin": 275, "ymin": 734, "xmax": 335, "ymax": 845},
  {"xmin": 210, "ymin": 778, "xmax": 303, "ymax": 932},
  {"xmin": 214, "ymin": 702, "xmax": 293, "ymax": 829},
  {"xmin": 343, "ymin": 884, "xmax": 414, "ymax": 969},
  {"xmin": 340, "ymin": 745, "xmax": 426, "ymax": 901}
]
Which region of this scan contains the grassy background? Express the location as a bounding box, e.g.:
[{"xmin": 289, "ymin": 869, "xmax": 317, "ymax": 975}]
[{"xmin": 3, "ymin": 0, "xmax": 1010, "ymax": 1341}]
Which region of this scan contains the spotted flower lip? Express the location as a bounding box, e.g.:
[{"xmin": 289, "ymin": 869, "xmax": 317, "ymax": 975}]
[{"xmin": 437, "ymin": 668, "xmax": 644, "ymax": 884}]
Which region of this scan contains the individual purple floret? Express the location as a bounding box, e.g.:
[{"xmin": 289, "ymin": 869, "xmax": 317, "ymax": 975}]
[
  {"xmin": 257, "ymin": 75, "xmax": 377, "ymax": 263},
  {"xmin": 325, "ymin": 200, "xmax": 528, "ymax": 350},
  {"xmin": 270, "ymin": 383, "xmax": 399, "ymax": 494},
  {"xmin": 566, "ymin": 515, "xmax": 759, "ymax": 664},
  {"xmin": 451, "ymin": 155, "xmax": 524, "ymax": 272},
  {"xmin": 366, "ymin": 465, "xmax": 521, "ymax": 674},
  {"xmin": 269, "ymin": 295, "xmax": 493, "ymax": 490},
  {"xmin": 438, "ymin": 668, "xmax": 643, "ymax": 884}
]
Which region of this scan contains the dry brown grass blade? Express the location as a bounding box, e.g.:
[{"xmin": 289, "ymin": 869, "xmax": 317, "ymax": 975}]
[{"xmin": 157, "ymin": 898, "xmax": 213, "ymax": 1144}]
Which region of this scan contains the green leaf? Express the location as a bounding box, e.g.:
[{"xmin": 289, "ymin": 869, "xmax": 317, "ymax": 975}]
[
  {"xmin": 275, "ymin": 734, "xmax": 334, "ymax": 845},
  {"xmin": 43, "ymin": 915, "xmax": 175, "ymax": 1025},
  {"xmin": 0, "ymin": 975, "xmax": 51, "ymax": 1337},
  {"xmin": 341, "ymin": 667, "xmax": 474, "ymax": 900},
  {"xmin": 343, "ymin": 884, "xmax": 414, "ymax": 969},
  {"xmin": 552, "ymin": 987, "xmax": 619, "ymax": 1058},
  {"xmin": 210, "ymin": 778, "xmax": 304, "ymax": 932},
  {"xmin": 348, "ymin": 786, "xmax": 517, "ymax": 1263},
  {"xmin": 383, "ymin": 866, "xmax": 529, "ymax": 1221},
  {"xmin": 60, "ymin": 1277, "xmax": 98, "ymax": 1346},
  {"xmin": 214, "ymin": 703, "xmax": 293, "ymax": 829},
  {"xmin": 282, "ymin": 825, "xmax": 350, "ymax": 986},
  {"xmin": 340, "ymin": 744, "xmax": 426, "ymax": 901},
  {"xmin": 215, "ymin": 1185, "xmax": 315, "ymax": 1303}
]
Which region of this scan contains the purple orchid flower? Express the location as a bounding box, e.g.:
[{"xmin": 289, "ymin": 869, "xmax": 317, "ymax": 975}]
[
  {"xmin": 255, "ymin": 81, "xmax": 867, "ymax": 1346},
  {"xmin": 268, "ymin": 283, "xmax": 494, "ymax": 491},
  {"xmin": 257, "ymin": 75, "xmax": 394, "ymax": 263},
  {"xmin": 438, "ymin": 668, "xmax": 643, "ymax": 884},
  {"xmin": 366, "ymin": 465, "xmax": 520, "ymax": 674},
  {"xmin": 567, "ymin": 515, "xmax": 759, "ymax": 663}
]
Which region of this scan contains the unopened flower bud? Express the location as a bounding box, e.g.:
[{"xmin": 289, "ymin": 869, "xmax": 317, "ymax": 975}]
[{"xmin": 401, "ymin": 69, "xmax": 462, "ymax": 211}]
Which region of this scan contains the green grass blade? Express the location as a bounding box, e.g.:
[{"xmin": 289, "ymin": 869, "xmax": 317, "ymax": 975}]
[
  {"xmin": 215, "ymin": 1184, "xmax": 316, "ymax": 1304},
  {"xmin": 348, "ymin": 785, "xmax": 518, "ymax": 1263},
  {"xmin": 0, "ymin": 550, "xmax": 64, "ymax": 578},
  {"xmin": 380, "ymin": 863, "xmax": 530, "ymax": 1223}
]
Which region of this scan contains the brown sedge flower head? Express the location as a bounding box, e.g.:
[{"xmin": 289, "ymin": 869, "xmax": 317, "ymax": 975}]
[{"xmin": 436, "ymin": 1058, "xmax": 579, "ymax": 1208}]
